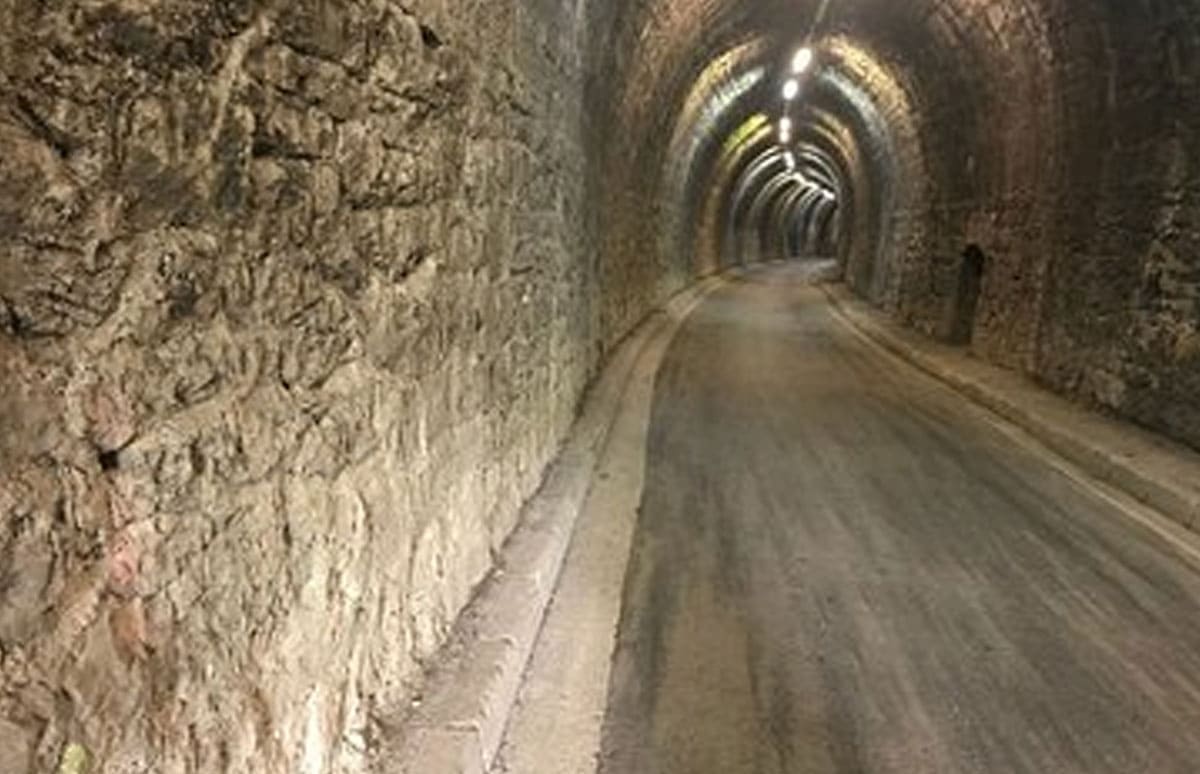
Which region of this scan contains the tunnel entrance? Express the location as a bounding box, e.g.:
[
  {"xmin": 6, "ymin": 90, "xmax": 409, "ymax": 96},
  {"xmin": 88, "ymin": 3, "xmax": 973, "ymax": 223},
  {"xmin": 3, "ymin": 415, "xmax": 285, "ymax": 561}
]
[{"xmin": 947, "ymin": 244, "xmax": 986, "ymax": 345}]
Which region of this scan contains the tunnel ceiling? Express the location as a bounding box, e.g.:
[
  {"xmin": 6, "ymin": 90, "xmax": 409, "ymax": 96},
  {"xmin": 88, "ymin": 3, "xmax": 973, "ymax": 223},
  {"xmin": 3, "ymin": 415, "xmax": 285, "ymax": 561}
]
[
  {"xmin": 600, "ymin": 0, "xmax": 1068, "ymax": 254},
  {"xmin": 592, "ymin": 0, "xmax": 964, "ymax": 293},
  {"xmin": 601, "ymin": 0, "xmax": 992, "ymax": 265}
]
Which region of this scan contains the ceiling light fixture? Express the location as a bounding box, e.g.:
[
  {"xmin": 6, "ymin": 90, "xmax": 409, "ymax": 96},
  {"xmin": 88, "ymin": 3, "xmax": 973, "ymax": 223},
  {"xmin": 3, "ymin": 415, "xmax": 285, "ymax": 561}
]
[{"xmin": 792, "ymin": 47, "xmax": 814, "ymax": 74}]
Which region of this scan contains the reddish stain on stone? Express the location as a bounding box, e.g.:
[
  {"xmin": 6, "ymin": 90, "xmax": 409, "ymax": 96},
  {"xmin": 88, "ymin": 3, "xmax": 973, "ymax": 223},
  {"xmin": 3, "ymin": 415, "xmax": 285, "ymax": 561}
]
[{"xmin": 107, "ymin": 530, "xmax": 139, "ymax": 596}]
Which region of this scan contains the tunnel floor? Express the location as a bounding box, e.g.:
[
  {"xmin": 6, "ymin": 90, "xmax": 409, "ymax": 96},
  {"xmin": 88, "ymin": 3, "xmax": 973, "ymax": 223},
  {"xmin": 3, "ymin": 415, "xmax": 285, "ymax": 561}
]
[{"xmin": 595, "ymin": 262, "xmax": 1200, "ymax": 774}]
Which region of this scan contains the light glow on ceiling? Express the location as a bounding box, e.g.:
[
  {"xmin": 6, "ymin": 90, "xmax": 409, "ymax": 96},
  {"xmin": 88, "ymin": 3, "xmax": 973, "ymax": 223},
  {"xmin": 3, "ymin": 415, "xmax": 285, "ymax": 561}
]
[{"xmin": 792, "ymin": 47, "xmax": 814, "ymax": 74}]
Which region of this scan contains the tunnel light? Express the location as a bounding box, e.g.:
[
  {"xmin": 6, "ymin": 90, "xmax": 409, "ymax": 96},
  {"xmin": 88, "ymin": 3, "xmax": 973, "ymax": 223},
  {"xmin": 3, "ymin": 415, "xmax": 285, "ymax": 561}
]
[
  {"xmin": 782, "ymin": 78, "xmax": 800, "ymax": 101},
  {"xmin": 784, "ymin": 151, "xmax": 796, "ymax": 171},
  {"xmin": 792, "ymin": 47, "xmax": 814, "ymax": 74},
  {"xmin": 778, "ymin": 116, "xmax": 792, "ymax": 143}
]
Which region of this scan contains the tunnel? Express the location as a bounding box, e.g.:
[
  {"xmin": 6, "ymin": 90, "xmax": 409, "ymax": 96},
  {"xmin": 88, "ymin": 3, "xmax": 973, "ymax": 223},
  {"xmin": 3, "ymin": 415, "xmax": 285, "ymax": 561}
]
[{"xmin": 2, "ymin": 0, "xmax": 1200, "ymax": 772}]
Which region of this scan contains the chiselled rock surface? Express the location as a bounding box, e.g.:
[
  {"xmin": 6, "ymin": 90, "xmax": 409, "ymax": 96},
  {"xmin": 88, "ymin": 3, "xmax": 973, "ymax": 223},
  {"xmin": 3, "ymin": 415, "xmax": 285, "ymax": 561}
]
[{"xmin": 0, "ymin": 2, "xmax": 593, "ymax": 772}]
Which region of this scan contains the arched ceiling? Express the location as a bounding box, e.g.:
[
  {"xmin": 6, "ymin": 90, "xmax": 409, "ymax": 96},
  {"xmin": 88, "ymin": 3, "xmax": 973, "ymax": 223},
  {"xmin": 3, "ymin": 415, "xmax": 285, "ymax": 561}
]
[{"xmin": 586, "ymin": 0, "xmax": 1076, "ymax": 330}]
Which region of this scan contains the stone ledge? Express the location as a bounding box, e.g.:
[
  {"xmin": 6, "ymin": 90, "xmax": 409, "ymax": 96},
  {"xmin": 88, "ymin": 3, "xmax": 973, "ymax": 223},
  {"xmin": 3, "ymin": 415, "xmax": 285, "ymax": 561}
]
[
  {"xmin": 822, "ymin": 282, "xmax": 1200, "ymax": 533},
  {"xmin": 378, "ymin": 276, "xmax": 725, "ymax": 774}
]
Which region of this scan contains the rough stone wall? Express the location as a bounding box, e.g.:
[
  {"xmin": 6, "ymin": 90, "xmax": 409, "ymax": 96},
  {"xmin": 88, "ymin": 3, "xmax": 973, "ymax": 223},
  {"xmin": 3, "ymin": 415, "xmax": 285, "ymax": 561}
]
[
  {"xmin": 582, "ymin": 0, "xmax": 781, "ymax": 350},
  {"xmin": 900, "ymin": 1, "xmax": 1200, "ymax": 449},
  {"xmin": 1033, "ymin": 2, "xmax": 1200, "ymax": 449},
  {"xmin": 815, "ymin": 0, "xmax": 1200, "ymax": 451},
  {"xmin": 0, "ymin": 1, "xmax": 593, "ymax": 772},
  {"xmin": 887, "ymin": 0, "xmax": 1061, "ymax": 372}
]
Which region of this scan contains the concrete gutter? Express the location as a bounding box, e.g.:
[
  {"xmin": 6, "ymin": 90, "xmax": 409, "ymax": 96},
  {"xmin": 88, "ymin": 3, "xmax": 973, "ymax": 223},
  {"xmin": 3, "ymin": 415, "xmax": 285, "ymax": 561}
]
[
  {"xmin": 821, "ymin": 282, "xmax": 1200, "ymax": 533},
  {"xmin": 379, "ymin": 276, "xmax": 725, "ymax": 774}
]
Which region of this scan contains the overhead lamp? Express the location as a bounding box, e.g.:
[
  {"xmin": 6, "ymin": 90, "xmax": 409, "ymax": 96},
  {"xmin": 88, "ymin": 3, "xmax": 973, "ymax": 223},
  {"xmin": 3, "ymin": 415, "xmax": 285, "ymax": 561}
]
[
  {"xmin": 784, "ymin": 151, "xmax": 796, "ymax": 170},
  {"xmin": 778, "ymin": 116, "xmax": 792, "ymax": 142},
  {"xmin": 792, "ymin": 47, "xmax": 814, "ymax": 74},
  {"xmin": 782, "ymin": 78, "xmax": 800, "ymax": 101}
]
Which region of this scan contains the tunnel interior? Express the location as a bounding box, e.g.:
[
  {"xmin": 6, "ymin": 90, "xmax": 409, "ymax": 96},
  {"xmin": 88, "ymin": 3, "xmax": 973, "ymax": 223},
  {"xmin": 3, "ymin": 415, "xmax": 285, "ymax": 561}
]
[{"xmin": 1, "ymin": 0, "xmax": 1199, "ymax": 771}]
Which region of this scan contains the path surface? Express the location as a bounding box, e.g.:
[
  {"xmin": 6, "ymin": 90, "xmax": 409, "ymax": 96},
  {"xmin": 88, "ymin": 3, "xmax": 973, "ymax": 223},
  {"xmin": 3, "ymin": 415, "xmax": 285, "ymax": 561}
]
[{"xmin": 599, "ymin": 261, "xmax": 1200, "ymax": 774}]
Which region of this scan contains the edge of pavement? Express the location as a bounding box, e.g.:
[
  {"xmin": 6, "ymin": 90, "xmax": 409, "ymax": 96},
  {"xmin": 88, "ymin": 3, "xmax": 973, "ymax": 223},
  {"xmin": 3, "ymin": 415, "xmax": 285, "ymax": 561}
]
[
  {"xmin": 377, "ymin": 274, "xmax": 727, "ymax": 774},
  {"xmin": 820, "ymin": 281, "xmax": 1200, "ymax": 535}
]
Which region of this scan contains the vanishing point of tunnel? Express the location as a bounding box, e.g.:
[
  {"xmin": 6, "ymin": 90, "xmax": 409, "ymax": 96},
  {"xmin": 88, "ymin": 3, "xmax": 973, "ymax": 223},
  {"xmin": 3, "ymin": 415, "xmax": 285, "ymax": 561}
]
[{"xmin": 2, "ymin": 1, "xmax": 1200, "ymax": 773}]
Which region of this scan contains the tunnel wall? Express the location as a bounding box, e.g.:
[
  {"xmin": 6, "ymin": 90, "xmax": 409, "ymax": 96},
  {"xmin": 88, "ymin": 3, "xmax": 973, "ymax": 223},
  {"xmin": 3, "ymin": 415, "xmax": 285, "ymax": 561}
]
[
  {"xmin": 929, "ymin": 2, "xmax": 1200, "ymax": 449},
  {"xmin": 584, "ymin": 0, "xmax": 697, "ymax": 348},
  {"xmin": 822, "ymin": 1, "xmax": 1200, "ymax": 451},
  {"xmin": 582, "ymin": 1, "xmax": 794, "ymax": 349},
  {"xmin": 0, "ymin": 1, "xmax": 595, "ymax": 771},
  {"xmin": 1030, "ymin": 3, "xmax": 1200, "ymax": 450}
]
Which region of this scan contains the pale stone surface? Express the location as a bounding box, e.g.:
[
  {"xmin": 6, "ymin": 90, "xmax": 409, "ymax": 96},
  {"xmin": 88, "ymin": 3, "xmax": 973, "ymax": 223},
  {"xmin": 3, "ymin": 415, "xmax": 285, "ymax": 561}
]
[{"xmin": 0, "ymin": 2, "xmax": 594, "ymax": 772}]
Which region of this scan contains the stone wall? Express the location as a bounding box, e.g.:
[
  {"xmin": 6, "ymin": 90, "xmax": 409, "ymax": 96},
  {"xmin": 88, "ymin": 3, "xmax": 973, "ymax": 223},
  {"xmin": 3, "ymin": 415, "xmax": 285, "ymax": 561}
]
[
  {"xmin": 0, "ymin": 1, "xmax": 594, "ymax": 771},
  {"xmin": 901, "ymin": 1, "xmax": 1200, "ymax": 450},
  {"xmin": 1031, "ymin": 3, "xmax": 1200, "ymax": 450},
  {"xmin": 802, "ymin": 0, "xmax": 1200, "ymax": 452}
]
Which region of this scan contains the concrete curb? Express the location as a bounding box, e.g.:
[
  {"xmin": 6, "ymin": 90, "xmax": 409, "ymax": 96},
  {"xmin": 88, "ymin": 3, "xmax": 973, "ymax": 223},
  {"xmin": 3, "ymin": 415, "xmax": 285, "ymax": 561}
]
[
  {"xmin": 382, "ymin": 276, "xmax": 726, "ymax": 774},
  {"xmin": 820, "ymin": 282, "xmax": 1200, "ymax": 532}
]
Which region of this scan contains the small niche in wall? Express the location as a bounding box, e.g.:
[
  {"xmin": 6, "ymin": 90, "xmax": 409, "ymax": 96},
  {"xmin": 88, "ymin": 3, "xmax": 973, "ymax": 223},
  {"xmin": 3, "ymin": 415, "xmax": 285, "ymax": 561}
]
[{"xmin": 947, "ymin": 244, "xmax": 987, "ymax": 346}]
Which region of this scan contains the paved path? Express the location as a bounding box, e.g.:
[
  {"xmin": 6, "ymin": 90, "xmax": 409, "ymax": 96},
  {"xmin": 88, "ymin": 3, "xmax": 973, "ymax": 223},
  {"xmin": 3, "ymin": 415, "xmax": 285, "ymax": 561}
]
[{"xmin": 599, "ymin": 261, "xmax": 1200, "ymax": 774}]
